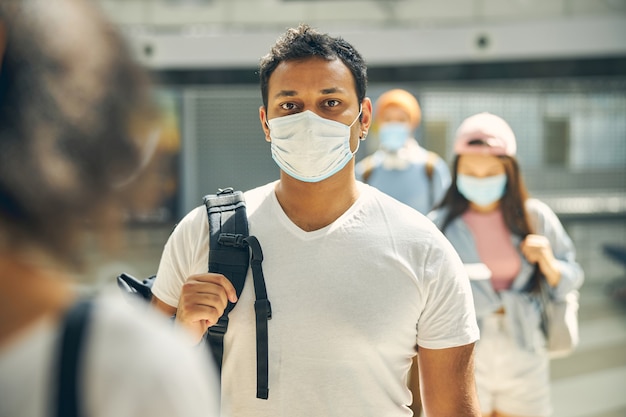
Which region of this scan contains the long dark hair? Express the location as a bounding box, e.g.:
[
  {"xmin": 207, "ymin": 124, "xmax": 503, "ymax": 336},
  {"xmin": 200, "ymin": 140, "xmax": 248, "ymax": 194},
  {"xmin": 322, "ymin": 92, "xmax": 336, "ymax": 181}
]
[
  {"xmin": 438, "ymin": 154, "xmax": 534, "ymax": 237},
  {"xmin": 438, "ymin": 142, "xmax": 546, "ymax": 292}
]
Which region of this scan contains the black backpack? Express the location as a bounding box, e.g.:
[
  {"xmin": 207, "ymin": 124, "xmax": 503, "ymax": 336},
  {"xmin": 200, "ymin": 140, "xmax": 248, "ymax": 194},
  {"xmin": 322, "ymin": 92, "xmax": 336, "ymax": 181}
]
[{"xmin": 117, "ymin": 187, "xmax": 271, "ymax": 400}]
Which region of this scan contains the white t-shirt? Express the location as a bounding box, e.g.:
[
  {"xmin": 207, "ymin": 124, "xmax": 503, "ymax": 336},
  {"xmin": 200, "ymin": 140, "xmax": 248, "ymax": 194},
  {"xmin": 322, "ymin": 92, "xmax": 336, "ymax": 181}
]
[
  {"xmin": 153, "ymin": 181, "xmax": 478, "ymax": 417},
  {"xmin": 0, "ymin": 289, "xmax": 220, "ymax": 417}
]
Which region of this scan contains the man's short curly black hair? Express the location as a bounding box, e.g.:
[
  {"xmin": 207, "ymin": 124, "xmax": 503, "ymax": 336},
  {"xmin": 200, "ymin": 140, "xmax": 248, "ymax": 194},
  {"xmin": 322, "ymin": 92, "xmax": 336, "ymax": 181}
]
[{"xmin": 259, "ymin": 24, "xmax": 368, "ymax": 109}]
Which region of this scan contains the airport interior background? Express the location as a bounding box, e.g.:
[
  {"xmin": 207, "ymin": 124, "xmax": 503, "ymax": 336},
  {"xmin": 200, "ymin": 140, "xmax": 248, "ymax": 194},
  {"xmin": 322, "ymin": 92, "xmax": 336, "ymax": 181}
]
[{"xmin": 83, "ymin": 1, "xmax": 626, "ymax": 416}]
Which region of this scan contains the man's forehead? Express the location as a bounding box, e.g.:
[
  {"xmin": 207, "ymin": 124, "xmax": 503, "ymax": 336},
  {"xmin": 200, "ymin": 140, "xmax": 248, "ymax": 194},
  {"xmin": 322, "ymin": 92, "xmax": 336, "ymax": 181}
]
[
  {"xmin": 272, "ymin": 87, "xmax": 347, "ymax": 99},
  {"xmin": 267, "ymin": 57, "xmax": 355, "ymax": 96}
]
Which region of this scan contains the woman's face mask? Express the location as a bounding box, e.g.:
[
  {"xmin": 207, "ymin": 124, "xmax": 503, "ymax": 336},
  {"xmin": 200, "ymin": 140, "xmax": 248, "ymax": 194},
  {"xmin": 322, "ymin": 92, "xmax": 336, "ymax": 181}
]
[
  {"xmin": 378, "ymin": 122, "xmax": 410, "ymax": 152},
  {"xmin": 456, "ymin": 173, "xmax": 507, "ymax": 207},
  {"xmin": 267, "ymin": 109, "xmax": 361, "ymax": 183}
]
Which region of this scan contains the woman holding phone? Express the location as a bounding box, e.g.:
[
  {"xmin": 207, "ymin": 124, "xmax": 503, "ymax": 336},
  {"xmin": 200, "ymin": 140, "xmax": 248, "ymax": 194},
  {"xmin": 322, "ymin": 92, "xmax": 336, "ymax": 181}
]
[{"xmin": 429, "ymin": 112, "xmax": 583, "ymax": 417}]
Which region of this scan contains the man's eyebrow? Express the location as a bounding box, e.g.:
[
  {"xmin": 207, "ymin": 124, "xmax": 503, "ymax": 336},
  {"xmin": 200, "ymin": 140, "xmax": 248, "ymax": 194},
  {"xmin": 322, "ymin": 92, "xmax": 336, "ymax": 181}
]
[
  {"xmin": 273, "ymin": 87, "xmax": 347, "ymax": 99},
  {"xmin": 320, "ymin": 87, "xmax": 346, "ymax": 95},
  {"xmin": 273, "ymin": 90, "xmax": 297, "ymax": 99}
]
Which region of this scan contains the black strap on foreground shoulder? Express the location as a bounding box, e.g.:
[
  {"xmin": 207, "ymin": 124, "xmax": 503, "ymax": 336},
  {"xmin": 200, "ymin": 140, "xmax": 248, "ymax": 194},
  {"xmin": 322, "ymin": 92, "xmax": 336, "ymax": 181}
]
[
  {"xmin": 203, "ymin": 187, "xmax": 271, "ymax": 400},
  {"xmin": 54, "ymin": 298, "xmax": 94, "ymax": 417}
]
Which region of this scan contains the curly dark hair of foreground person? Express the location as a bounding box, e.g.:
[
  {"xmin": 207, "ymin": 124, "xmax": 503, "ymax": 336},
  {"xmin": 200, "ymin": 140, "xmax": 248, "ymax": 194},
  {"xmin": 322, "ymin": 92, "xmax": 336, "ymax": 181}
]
[{"xmin": 0, "ymin": 0, "xmax": 159, "ymax": 266}]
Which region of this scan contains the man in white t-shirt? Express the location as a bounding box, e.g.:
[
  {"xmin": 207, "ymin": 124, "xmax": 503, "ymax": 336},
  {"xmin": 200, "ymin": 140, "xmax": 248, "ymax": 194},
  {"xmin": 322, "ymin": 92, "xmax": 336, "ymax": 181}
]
[{"xmin": 151, "ymin": 24, "xmax": 481, "ymax": 417}]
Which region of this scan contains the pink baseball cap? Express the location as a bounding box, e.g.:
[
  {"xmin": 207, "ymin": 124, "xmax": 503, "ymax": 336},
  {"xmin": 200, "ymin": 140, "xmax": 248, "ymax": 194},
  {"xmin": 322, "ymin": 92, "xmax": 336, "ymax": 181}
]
[{"xmin": 453, "ymin": 112, "xmax": 517, "ymax": 156}]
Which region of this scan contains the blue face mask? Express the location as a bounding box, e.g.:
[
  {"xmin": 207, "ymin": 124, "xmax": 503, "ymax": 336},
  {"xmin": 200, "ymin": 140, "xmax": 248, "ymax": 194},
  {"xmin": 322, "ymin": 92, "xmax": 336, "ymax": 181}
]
[
  {"xmin": 378, "ymin": 122, "xmax": 410, "ymax": 152},
  {"xmin": 456, "ymin": 173, "xmax": 507, "ymax": 207}
]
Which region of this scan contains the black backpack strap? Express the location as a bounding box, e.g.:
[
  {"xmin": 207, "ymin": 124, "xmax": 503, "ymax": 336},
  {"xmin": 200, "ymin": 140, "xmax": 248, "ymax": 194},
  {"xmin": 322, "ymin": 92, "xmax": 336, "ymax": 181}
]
[
  {"xmin": 116, "ymin": 273, "xmax": 155, "ymax": 302},
  {"xmin": 203, "ymin": 188, "xmax": 250, "ymax": 368},
  {"xmin": 244, "ymin": 235, "xmax": 271, "ymax": 400},
  {"xmin": 113, "ymin": 187, "xmax": 271, "ymax": 399},
  {"xmin": 54, "ymin": 298, "xmax": 94, "ymax": 417},
  {"xmin": 203, "ymin": 188, "xmax": 271, "ymax": 400}
]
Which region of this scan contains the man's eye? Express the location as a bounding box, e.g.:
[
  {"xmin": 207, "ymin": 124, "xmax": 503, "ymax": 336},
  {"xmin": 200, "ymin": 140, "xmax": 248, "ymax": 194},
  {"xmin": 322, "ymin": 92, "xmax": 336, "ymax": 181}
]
[
  {"xmin": 280, "ymin": 103, "xmax": 297, "ymax": 111},
  {"xmin": 325, "ymin": 99, "xmax": 340, "ymax": 107}
]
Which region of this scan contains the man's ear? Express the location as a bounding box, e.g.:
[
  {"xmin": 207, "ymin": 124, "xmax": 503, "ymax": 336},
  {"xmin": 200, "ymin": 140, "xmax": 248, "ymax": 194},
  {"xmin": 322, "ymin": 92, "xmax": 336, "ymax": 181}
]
[
  {"xmin": 359, "ymin": 97, "xmax": 373, "ymax": 138},
  {"xmin": 259, "ymin": 105, "xmax": 271, "ymax": 142}
]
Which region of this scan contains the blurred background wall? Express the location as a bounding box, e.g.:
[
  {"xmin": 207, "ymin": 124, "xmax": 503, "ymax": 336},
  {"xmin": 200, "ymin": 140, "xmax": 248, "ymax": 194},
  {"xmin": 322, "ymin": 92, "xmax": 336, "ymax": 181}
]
[{"xmin": 90, "ymin": 2, "xmax": 625, "ymax": 415}]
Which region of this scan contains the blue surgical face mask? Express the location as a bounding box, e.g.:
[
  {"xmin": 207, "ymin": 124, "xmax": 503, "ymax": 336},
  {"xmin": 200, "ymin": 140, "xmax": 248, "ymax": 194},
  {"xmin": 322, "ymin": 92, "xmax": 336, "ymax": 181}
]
[
  {"xmin": 456, "ymin": 173, "xmax": 507, "ymax": 207},
  {"xmin": 378, "ymin": 122, "xmax": 410, "ymax": 152},
  {"xmin": 267, "ymin": 109, "xmax": 361, "ymax": 183}
]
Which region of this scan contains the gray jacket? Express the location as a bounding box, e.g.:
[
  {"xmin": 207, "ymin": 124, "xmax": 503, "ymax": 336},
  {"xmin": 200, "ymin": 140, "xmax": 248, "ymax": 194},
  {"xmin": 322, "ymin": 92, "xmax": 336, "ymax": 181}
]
[{"xmin": 429, "ymin": 199, "xmax": 584, "ymax": 352}]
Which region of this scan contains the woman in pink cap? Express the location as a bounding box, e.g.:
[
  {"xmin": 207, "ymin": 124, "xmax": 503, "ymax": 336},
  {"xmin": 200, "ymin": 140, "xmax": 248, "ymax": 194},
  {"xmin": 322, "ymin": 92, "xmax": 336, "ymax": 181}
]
[{"xmin": 429, "ymin": 112, "xmax": 584, "ymax": 417}]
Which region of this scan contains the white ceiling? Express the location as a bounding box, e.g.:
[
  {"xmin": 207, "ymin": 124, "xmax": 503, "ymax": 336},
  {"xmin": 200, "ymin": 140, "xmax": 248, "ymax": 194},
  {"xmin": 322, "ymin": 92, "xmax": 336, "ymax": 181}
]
[{"xmin": 97, "ymin": 0, "xmax": 626, "ymax": 69}]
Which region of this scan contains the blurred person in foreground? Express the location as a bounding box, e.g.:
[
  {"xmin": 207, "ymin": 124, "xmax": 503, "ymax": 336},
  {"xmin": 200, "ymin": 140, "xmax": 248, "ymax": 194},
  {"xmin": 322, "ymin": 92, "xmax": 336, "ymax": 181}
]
[
  {"xmin": 0, "ymin": 1, "xmax": 219, "ymax": 416},
  {"xmin": 151, "ymin": 24, "xmax": 481, "ymax": 417},
  {"xmin": 429, "ymin": 113, "xmax": 584, "ymax": 417},
  {"xmin": 355, "ymin": 88, "xmax": 451, "ymax": 214}
]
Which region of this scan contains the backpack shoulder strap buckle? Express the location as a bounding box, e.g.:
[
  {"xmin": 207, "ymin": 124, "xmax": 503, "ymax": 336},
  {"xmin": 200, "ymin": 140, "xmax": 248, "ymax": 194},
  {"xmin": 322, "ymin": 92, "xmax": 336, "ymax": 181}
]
[{"xmin": 217, "ymin": 233, "xmax": 247, "ymax": 248}]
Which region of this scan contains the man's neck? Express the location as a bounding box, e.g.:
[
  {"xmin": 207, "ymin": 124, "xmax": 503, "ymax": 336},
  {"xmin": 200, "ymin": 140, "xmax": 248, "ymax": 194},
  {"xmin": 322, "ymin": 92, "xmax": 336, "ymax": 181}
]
[{"xmin": 274, "ymin": 169, "xmax": 360, "ymax": 232}]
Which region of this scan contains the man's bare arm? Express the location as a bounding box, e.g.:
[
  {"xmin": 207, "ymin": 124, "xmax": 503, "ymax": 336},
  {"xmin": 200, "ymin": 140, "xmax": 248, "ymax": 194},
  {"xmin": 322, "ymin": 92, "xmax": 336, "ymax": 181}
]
[
  {"xmin": 418, "ymin": 343, "xmax": 481, "ymax": 417},
  {"xmin": 151, "ymin": 295, "xmax": 177, "ymax": 316}
]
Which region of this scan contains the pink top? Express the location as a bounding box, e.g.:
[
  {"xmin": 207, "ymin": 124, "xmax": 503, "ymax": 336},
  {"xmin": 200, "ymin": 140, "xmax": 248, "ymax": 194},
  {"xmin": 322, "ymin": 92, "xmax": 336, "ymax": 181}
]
[{"xmin": 462, "ymin": 209, "xmax": 521, "ymax": 291}]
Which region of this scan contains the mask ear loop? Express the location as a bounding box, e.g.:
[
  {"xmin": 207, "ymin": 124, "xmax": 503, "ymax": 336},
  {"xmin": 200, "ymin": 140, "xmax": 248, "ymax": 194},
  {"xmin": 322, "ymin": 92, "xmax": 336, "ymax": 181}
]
[
  {"xmin": 349, "ymin": 105, "xmax": 363, "ymax": 129},
  {"xmin": 264, "ymin": 115, "xmax": 271, "ymax": 142},
  {"xmin": 351, "ymin": 105, "xmax": 364, "ymax": 155},
  {"xmin": 351, "ymin": 104, "xmax": 368, "ymax": 142},
  {"xmin": 352, "ymin": 138, "xmax": 362, "ymax": 156}
]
